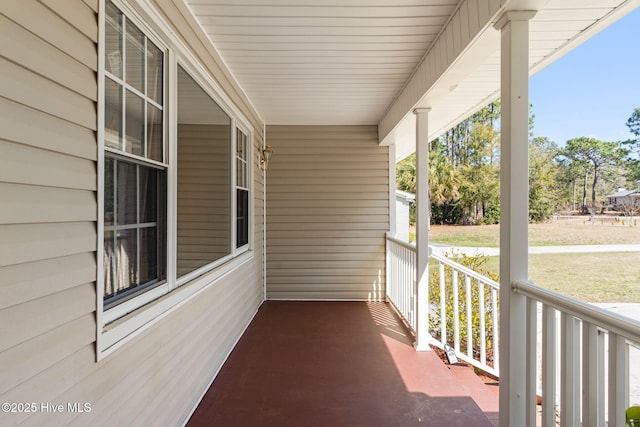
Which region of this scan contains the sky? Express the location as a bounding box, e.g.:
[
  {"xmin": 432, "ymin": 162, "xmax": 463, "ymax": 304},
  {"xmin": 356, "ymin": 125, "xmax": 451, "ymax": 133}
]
[{"xmin": 529, "ymin": 7, "xmax": 640, "ymax": 146}]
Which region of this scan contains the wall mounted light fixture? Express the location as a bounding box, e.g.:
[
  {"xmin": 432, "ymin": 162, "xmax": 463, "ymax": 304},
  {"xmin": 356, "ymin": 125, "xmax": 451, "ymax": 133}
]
[{"xmin": 260, "ymin": 145, "xmax": 273, "ymax": 170}]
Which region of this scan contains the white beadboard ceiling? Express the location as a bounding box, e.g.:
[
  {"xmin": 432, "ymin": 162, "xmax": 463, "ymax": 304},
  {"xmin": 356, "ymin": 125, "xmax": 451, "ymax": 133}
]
[
  {"xmin": 186, "ymin": 0, "xmax": 459, "ymax": 126},
  {"xmin": 184, "ymin": 0, "xmax": 637, "ymax": 154}
]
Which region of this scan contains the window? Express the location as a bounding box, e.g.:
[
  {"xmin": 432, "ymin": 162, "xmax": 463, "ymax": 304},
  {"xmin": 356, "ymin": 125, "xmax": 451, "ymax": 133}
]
[
  {"xmin": 103, "ymin": 0, "xmax": 167, "ymax": 308},
  {"xmin": 99, "ymin": 1, "xmax": 254, "ymax": 346},
  {"xmin": 103, "ymin": 157, "xmax": 166, "ymax": 306},
  {"xmin": 176, "ymin": 66, "xmax": 232, "ymax": 277},
  {"xmin": 236, "ymin": 129, "xmax": 250, "ymax": 249}
]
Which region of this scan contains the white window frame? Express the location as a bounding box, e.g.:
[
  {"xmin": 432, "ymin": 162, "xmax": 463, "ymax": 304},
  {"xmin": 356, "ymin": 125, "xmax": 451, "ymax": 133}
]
[
  {"xmin": 97, "ymin": 0, "xmax": 255, "ymax": 360},
  {"xmin": 234, "ymin": 125, "xmax": 253, "ymax": 255},
  {"xmin": 172, "ymin": 60, "xmax": 252, "ymax": 286}
]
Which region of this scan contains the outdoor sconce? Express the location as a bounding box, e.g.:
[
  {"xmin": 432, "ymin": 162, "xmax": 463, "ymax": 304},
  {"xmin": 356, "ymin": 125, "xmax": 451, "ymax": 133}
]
[{"xmin": 260, "ymin": 145, "xmax": 273, "ymax": 170}]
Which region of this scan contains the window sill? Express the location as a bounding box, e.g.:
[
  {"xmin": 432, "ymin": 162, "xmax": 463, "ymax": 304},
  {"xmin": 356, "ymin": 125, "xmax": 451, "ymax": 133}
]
[{"xmin": 97, "ymin": 250, "xmax": 255, "ymax": 360}]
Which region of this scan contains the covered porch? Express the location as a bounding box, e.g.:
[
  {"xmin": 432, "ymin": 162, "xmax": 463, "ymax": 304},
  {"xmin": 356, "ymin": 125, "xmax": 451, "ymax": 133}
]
[
  {"xmin": 187, "ymin": 301, "xmax": 499, "ymax": 427},
  {"xmin": 180, "ymin": 0, "xmax": 639, "ymax": 425},
  {"xmin": 2, "ymin": 0, "xmax": 638, "ymax": 425}
]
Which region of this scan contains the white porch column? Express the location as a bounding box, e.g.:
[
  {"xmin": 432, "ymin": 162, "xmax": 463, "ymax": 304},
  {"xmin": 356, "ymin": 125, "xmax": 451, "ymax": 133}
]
[
  {"xmin": 414, "ymin": 108, "xmax": 432, "ymax": 351},
  {"xmin": 494, "ymin": 11, "xmax": 536, "ymax": 426},
  {"xmin": 388, "ymin": 143, "xmax": 397, "ymax": 238},
  {"xmin": 386, "ymin": 143, "xmax": 396, "ymax": 304}
]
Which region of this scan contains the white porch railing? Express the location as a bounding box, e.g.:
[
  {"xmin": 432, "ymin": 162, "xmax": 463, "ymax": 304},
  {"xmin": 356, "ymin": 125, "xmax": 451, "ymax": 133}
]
[
  {"xmin": 513, "ymin": 280, "xmax": 640, "ymax": 427},
  {"xmin": 385, "ymin": 235, "xmax": 639, "ymax": 425},
  {"xmin": 430, "ymin": 250, "xmax": 500, "ymax": 378},
  {"xmin": 385, "ymin": 235, "xmax": 499, "ymax": 376},
  {"xmin": 385, "ymin": 234, "xmax": 416, "ymax": 331}
]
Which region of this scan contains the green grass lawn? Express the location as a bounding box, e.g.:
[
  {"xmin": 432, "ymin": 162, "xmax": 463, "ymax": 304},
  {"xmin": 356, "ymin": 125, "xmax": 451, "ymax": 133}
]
[
  {"xmin": 428, "ymin": 222, "xmax": 640, "ymax": 247},
  {"xmin": 476, "ymin": 253, "xmax": 640, "ymax": 303},
  {"xmin": 425, "ymin": 222, "xmax": 639, "ymax": 302}
]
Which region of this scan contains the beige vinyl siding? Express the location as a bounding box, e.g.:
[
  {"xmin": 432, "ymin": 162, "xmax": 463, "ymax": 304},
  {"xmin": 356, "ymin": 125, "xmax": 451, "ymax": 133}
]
[
  {"xmin": 0, "ymin": 1, "xmax": 264, "ymax": 426},
  {"xmin": 0, "ymin": 259, "xmax": 264, "ymax": 427},
  {"xmin": 266, "ymin": 125, "xmax": 389, "ymax": 300},
  {"xmin": 0, "ymin": 6, "xmax": 99, "ymax": 407}
]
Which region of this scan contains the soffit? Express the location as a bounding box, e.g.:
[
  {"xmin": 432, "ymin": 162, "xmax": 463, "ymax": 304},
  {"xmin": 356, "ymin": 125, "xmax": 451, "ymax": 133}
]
[
  {"xmin": 423, "ymin": 0, "xmax": 635, "ymax": 138},
  {"xmin": 182, "ymin": 0, "xmax": 637, "ymax": 145},
  {"xmin": 388, "ymin": 0, "xmax": 637, "ymax": 161},
  {"xmin": 183, "ymin": 0, "xmax": 460, "ymax": 125}
]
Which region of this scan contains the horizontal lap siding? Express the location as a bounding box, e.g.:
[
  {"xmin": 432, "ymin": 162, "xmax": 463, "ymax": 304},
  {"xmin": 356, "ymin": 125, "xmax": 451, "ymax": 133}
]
[
  {"xmin": 1, "ymin": 1, "xmax": 265, "ymax": 426},
  {"xmin": 0, "ymin": 3, "xmax": 100, "ymax": 423},
  {"xmin": 1, "ymin": 260, "xmax": 264, "ymax": 427},
  {"xmin": 266, "ymin": 126, "xmax": 389, "ymax": 300}
]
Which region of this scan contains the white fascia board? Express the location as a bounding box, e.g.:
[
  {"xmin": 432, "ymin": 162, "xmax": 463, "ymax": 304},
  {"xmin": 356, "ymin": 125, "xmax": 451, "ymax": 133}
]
[
  {"xmin": 378, "ymin": 0, "xmax": 504, "ymax": 145},
  {"xmin": 379, "ymin": 0, "xmax": 637, "ymax": 152}
]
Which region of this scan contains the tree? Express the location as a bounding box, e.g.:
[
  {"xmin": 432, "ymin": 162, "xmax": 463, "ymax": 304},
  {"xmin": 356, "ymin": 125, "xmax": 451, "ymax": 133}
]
[
  {"xmin": 396, "ymin": 154, "xmax": 416, "ymax": 194},
  {"xmin": 395, "ymin": 149, "xmax": 462, "ymax": 225},
  {"xmin": 617, "ymin": 194, "xmax": 640, "ymax": 218},
  {"xmin": 529, "ymin": 137, "xmax": 559, "ymax": 221},
  {"xmin": 434, "ymin": 102, "xmax": 501, "ymax": 224},
  {"xmin": 560, "ymin": 137, "xmax": 627, "ymax": 213},
  {"xmin": 624, "ymin": 107, "xmax": 640, "ymax": 180},
  {"xmin": 626, "ymin": 107, "xmax": 640, "ymax": 142},
  {"xmin": 555, "ymin": 158, "xmax": 587, "ymax": 212},
  {"xmin": 429, "ymin": 150, "xmax": 460, "ymax": 205},
  {"xmin": 458, "ymin": 163, "xmax": 499, "ymax": 224}
]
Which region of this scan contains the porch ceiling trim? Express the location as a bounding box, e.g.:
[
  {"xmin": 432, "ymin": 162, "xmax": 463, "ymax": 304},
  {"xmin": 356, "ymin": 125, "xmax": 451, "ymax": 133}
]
[
  {"xmin": 378, "ymin": 0, "xmax": 503, "ymax": 144},
  {"xmin": 380, "ymin": 0, "xmax": 638, "ymax": 160},
  {"xmin": 181, "ymin": 0, "xmax": 637, "ymax": 155}
]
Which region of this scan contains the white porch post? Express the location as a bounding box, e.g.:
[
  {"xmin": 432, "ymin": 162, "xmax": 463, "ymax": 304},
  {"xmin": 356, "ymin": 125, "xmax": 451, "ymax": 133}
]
[
  {"xmin": 414, "ymin": 108, "xmax": 432, "ymax": 351},
  {"xmin": 388, "ymin": 143, "xmax": 397, "ymax": 238},
  {"xmin": 386, "ymin": 143, "xmax": 396, "ymax": 304},
  {"xmin": 495, "ymin": 10, "xmax": 536, "ymax": 425}
]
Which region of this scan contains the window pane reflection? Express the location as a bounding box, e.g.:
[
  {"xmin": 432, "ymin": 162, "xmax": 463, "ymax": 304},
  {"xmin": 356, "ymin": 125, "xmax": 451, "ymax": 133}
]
[
  {"xmin": 104, "ymin": 229, "xmax": 138, "ymax": 298},
  {"xmin": 237, "ymin": 189, "xmax": 249, "ymax": 248},
  {"xmin": 105, "ymin": 2, "xmax": 122, "ymax": 78},
  {"xmin": 125, "ymin": 90, "xmax": 144, "ymax": 156},
  {"xmin": 139, "ymin": 166, "xmax": 157, "ymax": 223},
  {"xmin": 116, "ymin": 160, "xmax": 137, "ymax": 225},
  {"xmin": 119, "ymin": 228, "xmax": 138, "ymax": 289},
  {"xmin": 176, "ymin": 65, "xmax": 232, "ymax": 276},
  {"xmin": 147, "ymin": 41, "xmax": 163, "ymax": 104},
  {"xmin": 125, "ymin": 21, "xmax": 144, "ymax": 92},
  {"xmin": 104, "ymin": 78, "xmax": 122, "ymax": 149},
  {"xmin": 105, "ymin": 157, "xmax": 115, "ymax": 226},
  {"xmin": 139, "ymin": 227, "xmax": 158, "ymax": 284},
  {"xmin": 103, "ymin": 230, "xmax": 116, "ymax": 297},
  {"xmin": 104, "ymin": 157, "xmax": 166, "ymax": 304},
  {"xmin": 147, "ymin": 103, "xmax": 162, "ymax": 161},
  {"xmin": 236, "ymin": 158, "xmax": 245, "ymax": 188}
]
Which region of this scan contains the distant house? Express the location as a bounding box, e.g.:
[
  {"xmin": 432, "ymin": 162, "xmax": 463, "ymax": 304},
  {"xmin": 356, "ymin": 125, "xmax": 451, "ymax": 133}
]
[{"xmin": 607, "ymin": 183, "xmax": 640, "ymax": 211}]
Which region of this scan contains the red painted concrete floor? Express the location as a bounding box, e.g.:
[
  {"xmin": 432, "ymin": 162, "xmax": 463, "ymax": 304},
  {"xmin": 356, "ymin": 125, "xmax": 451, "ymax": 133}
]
[{"xmin": 187, "ymin": 301, "xmax": 499, "ymax": 427}]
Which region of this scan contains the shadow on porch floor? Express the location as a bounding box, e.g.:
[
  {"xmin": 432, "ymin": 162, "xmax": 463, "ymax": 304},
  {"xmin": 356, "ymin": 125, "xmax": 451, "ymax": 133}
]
[{"xmin": 187, "ymin": 301, "xmax": 498, "ymax": 426}]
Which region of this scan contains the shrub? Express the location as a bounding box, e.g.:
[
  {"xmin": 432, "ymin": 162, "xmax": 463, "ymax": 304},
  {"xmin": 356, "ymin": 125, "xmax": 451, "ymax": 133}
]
[{"xmin": 481, "ymin": 203, "xmax": 500, "ymax": 224}]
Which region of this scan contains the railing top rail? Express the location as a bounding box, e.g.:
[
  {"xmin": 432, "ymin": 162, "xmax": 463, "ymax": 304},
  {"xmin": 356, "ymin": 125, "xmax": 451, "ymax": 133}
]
[
  {"xmin": 514, "ymin": 280, "xmax": 640, "ymax": 344},
  {"xmin": 385, "ymin": 234, "xmax": 500, "ymax": 290},
  {"xmin": 386, "ymin": 233, "xmax": 417, "ymax": 252},
  {"xmin": 430, "ymin": 251, "xmax": 501, "ymax": 290}
]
